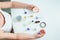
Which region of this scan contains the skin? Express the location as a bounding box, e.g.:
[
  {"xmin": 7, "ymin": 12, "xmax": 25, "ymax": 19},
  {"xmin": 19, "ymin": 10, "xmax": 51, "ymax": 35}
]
[
  {"xmin": 0, "ymin": 2, "xmax": 45, "ymax": 40},
  {"xmin": 0, "ymin": 12, "xmax": 5, "ymax": 27},
  {"xmin": 0, "ymin": 2, "xmax": 39, "ymax": 11}
]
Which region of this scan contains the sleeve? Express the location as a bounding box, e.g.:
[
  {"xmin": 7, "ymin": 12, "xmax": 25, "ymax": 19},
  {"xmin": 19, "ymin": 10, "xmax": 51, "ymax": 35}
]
[{"xmin": 0, "ymin": 9, "xmax": 12, "ymax": 32}]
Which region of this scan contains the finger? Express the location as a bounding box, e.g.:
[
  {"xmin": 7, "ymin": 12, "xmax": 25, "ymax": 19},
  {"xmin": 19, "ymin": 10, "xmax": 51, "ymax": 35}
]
[
  {"xmin": 16, "ymin": 33, "xmax": 35, "ymax": 40},
  {"xmin": 33, "ymin": 6, "xmax": 39, "ymax": 12},
  {"xmin": 38, "ymin": 30, "xmax": 45, "ymax": 37},
  {"xmin": 27, "ymin": 4, "xmax": 35, "ymax": 10},
  {"xmin": 34, "ymin": 29, "xmax": 46, "ymax": 38},
  {"xmin": 40, "ymin": 29, "xmax": 46, "ymax": 35},
  {"xmin": 0, "ymin": 33, "xmax": 36, "ymax": 40}
]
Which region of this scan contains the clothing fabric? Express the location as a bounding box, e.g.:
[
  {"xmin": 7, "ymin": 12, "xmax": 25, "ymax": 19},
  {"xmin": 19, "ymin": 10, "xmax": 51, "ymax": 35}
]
[
  {"xmin": 0, "ymin": 0, "xmax": 11, "ymax": 14},
  {"xmin": 0, "ymin": 9, "xmax": 12, "ymax": 32}
]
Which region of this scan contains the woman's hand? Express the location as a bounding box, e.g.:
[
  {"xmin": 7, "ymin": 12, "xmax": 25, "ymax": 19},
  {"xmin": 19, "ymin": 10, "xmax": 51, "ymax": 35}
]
[
  {"xmin": 27, "ymin": 4, "xmax": 39, "ymax": 12},
  {"xmin": 0, "ymin": 29, "xmax": 45, "ymax": 40},
  {"xmin": 21, "ymin": 29, "xmax": 46, "ymax": 40}
]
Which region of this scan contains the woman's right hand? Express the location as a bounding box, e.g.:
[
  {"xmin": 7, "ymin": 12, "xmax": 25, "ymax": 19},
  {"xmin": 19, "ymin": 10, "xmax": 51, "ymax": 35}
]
[
  {"xmin": 0, "ymin": 29, "xmax": 45, "ymax": 40},
  {"xmin": 22, "ymin": 29, "xmax": 46, "ymax": 40}
]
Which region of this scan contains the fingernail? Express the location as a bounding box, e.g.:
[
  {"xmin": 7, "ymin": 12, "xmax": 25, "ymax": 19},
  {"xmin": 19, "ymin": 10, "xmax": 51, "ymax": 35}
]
[{"xmin": 40, "ymin": 30, "xmax": 45, "ymax": 34}]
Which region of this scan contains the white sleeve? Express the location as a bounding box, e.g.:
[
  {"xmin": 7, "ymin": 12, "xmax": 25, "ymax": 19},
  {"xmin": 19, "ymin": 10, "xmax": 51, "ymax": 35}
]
[{"xmin": 0, "ymin": 10, "xmax": 12, "ymax": 32}]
